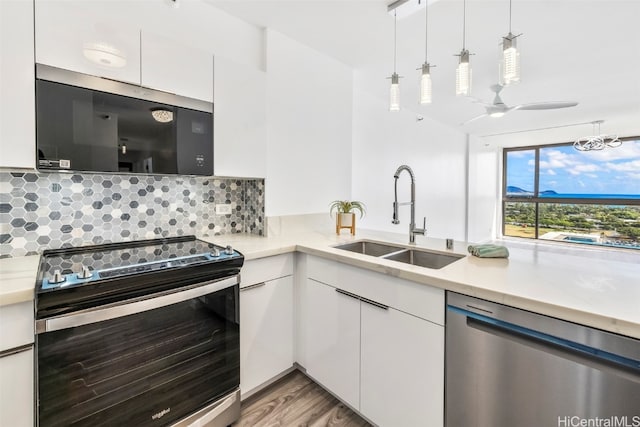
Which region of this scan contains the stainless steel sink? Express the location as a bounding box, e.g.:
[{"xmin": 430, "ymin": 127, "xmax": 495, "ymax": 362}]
[
  {"xmin": 384, "ymin": 249, "xmax": 464, "ymax": 269},
  {"xmin": 334, "ymin": 240, "xmax": 405, "ymax": 257},
  {"xmin": 334, "ymin": 240, "xmax": 464, "ymax": 269}
]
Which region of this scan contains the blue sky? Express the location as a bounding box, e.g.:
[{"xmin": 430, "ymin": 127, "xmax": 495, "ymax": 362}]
[{"xmin": 507, "ymin": 140, "xmax": 640, "ymax": 195}]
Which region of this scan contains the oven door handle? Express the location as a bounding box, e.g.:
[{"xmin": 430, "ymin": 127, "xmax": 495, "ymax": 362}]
[{"xmin": 36, "ymin": 276, "xmax": 238, "ymax": 334}]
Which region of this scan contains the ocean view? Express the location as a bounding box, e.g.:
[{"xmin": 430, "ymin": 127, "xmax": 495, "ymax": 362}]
[{"xmin": 540, "ymin": 194, "xmax": 640, "ymax": 200}]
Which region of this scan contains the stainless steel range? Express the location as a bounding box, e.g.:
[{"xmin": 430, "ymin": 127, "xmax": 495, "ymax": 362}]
[{"xmin": 35, "ymin": 236, "xmax": 243, "ymax": 427}]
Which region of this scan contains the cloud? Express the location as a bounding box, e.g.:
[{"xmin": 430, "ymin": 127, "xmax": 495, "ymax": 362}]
[
  {"xmin": 508, "ymin": 150, "xmax": 533, "ymax": 158},
  {"xmin": 546, "ymin": 169, "xmax": 556, "ymax": 175},
  {"xmin": 628, "ymin": 172, "xmax": 640, "ymax": 180},
  {"xmin": 574, "ymin": 163, "xmax": 601, "ymax": 173},
  {"xmin": 606, "ymin": 159, "xmax": 640, "ymax": 172},
  {"xmin": 580, "ymin": 141, "xmax": 640, "ymax": 162}
]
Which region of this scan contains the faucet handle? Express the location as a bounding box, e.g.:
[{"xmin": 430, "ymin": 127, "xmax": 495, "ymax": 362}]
[
  {"xmin": 392, "ymin": 202, "xmax": 400, "ymax": 224},
  {"xmin": 418, "ymin": 217, "xmax": 427, "ymax": 235}
]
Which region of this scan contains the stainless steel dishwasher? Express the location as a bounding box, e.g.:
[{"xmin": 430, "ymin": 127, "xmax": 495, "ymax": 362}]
[{"xmin": 446, "ymin": 292, "xmax": 640, "ymax": 427}]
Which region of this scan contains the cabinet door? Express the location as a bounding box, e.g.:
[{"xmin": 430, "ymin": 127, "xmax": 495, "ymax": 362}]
[
  {"xmin": 240, "ymin": 276, "xmax": 293, "ymax": 396},
  {"xmin": 360, "ymin": 303, "xmax": 444, "ymax": 427},
  {"xmin": 0, "ymin": 348, "xmax": 34, "ymax": 427},
  {"xmin": 213, "ymin": 56, "xmax": 267, "ymax": 178},
  {"xmin": 141, "ymin": 31, "xmax": 213, "ymax": 102},
  {"xmin": 302, "ymin": 279, "xmax": 360, "ymax": 410},
  {"xmin": 35, "ymin": 0, "xmax": 140, "ymax": 84},
  {"xmin": 0, "ymin": 0, "xmax": 35, "ymax": 169}
]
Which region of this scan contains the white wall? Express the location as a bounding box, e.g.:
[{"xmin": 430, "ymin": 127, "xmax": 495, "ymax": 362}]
[
  {"xmin": 352, "ymin": 73, "xmax": 468, "ymax": 241},
  {"xmin": 467, "ymin": 135, "xmax": 500, "ymax": 243},
  {"xmin": 265, "ymin": 29, "xmax": 353, "ymax": 216}
]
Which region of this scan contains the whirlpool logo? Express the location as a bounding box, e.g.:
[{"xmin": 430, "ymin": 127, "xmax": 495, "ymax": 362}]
[{"xmin": 152, "ymin": 408, "xmax": 171, "ymax": 420}]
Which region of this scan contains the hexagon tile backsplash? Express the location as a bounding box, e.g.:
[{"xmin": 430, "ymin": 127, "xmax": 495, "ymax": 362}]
[{"xmin": 0, "ymin": 172, "xmax": 265, "ymax": 258}]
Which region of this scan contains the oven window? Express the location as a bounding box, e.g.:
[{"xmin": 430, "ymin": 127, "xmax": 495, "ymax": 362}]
[{"xmin": 37, "ymin": 285, "xmax": 239, "ymax": 426}]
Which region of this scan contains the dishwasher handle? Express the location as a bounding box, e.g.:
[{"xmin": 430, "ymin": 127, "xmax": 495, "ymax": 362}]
[{"xmin": 449, "ymin": 305, "xmax": 640, "ymax": 384}]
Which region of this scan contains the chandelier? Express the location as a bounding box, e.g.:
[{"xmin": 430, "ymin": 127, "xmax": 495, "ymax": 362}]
[{"xmin": 573, "ymin": 121, "xmax": 621, "ymax": 151}]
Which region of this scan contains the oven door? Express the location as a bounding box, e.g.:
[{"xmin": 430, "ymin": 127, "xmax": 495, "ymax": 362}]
[{"xmin": 36, "ymin": 276, "xmax": 239, "ymax": 427}]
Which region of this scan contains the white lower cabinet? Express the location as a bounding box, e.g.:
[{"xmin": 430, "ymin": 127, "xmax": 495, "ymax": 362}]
[
  {"xmin": 303, "ymin": 278, "xmax": 360, "ymax": 410},
  {"xmin": 239, "ymin": 254, "xmax": 294, "ymax": 397},
  {"xmin": 360, "ymin": 303, "xmax": 444, "ymax": 427},
  {"xmin": 299, "ymin": 255, "xmax": 445, "ymax": 426},
  {"xmin": 0, "ymin": 348, "xmax": 34, "ymax": 427}
]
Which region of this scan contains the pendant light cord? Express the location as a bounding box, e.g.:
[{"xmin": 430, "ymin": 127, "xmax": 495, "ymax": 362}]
[
  {"xmin": 462, "ymin": 0, "xmax": 466, "ymax": 49},
  {"xmin": 424, "ymin": 0, "xmax": 428, "ymax": 61},
  {"xmin": 509, "ymin": 0, "xmax": 512, "ymax": 33},
  {"xmin": 393, "ymin": 10, "xmax": 397, "ymax": 72}
]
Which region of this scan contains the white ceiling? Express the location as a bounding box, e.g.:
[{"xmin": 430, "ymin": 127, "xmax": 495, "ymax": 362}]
[{"xmin": 206, "ymin": 0, "xmax": 640, "ymax": 147}]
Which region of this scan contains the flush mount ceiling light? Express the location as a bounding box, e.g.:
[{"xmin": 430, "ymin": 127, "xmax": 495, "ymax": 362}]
[
  {"xmin": 500, "ymin": 0, "xmax": 522, "ymax": 86},
  {"xmin": 418, "ymin": 0, "xmax": 435, "ymax": 104},
  {"xmin": 388, "ymin": 10, "xmax": 402, "ymax": 111},
  {"xmin": 150, "ymin": 108, "xmax": 174, "ymax": 123},
  {"xmin": 573, "ymin": 120, "xmax": 622, "ymax": 151},
  {"xmin": 455, "ymin": 0, "xmax": 473, "ymax": 96},
  {"xmin": 83, "ymin": 42, "xmax": 127, "ymax": 68}
]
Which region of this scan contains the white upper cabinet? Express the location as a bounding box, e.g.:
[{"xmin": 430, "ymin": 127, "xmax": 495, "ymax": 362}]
[
  {"xmin": 34, "ymin": 1, "xmax": 213, "ymax": 102},
  {"xmin": 214, "ymin": 57, "xmax": 267, "ymax": 178},
  {"xmin": 35, "ymin": 0, "xmax": 140, "ymax": 85},
  {"xmin": 1, "ymin": 0, "xmax": 35, "ymax": 169},
  {"xmin": 141, "ymin": 31, "xmax": 213, "ymax": 102}
]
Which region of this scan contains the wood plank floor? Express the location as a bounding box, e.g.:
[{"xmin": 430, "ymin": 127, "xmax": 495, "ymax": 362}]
[{"xmin": 233, "ymin": 370, "xmax": 372, "ymax": 427}]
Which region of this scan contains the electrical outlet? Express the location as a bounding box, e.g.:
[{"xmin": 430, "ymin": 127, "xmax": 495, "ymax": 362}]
[{"xmin": 215, "ymin": 204, "xmax": 232, "ymax": 215}]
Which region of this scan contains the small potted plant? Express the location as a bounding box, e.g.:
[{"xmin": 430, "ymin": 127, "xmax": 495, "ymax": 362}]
[{"xmin": 329, "ymin": 200, "xmax": 366, "ymax": 235}]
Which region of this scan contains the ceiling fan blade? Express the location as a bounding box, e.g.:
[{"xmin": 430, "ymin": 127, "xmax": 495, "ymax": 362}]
[
  {"xmin": 514, "ymin": 101, "xmax": 579, "ymax": 111},
  {"xmin": 461, "ymin": 113, "xmax": 488, "ymax": 126},
  {"xmin": 466, "ymin": 96, "xmax": 493, "ymax": 107}
]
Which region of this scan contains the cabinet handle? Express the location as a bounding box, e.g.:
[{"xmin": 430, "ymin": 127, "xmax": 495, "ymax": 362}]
[
  {"xmin": 361, "ymin": 297, "xmax": 389, "ymax": 311},
  {"xmin": 335, "ymin": 289, "xmax": 389, "ymax": 310},
  {"xmin": 335, "ymin": 288, "xmax": 360, "ymax": 300},
  {"xmin": 240, "ymin": 282, "xmax": 266, "ymax": 292},
  {"xmin": 0, "ymin": 343, "xmax": 33, "ymax": 358}
]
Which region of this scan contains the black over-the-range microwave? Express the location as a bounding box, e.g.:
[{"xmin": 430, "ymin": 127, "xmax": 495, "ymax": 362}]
[{"xmin": 35, "ymin": 64, "xmax": 214, "ymax": 175}]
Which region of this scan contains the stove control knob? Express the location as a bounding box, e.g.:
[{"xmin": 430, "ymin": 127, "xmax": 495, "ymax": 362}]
[
  {"xmin": 210, "ymin": 248, "xmax": 221, "ymax": 257},
  {"xmin": 77, "ymin": 266, "xmax": 92, "ymax": 280},
  {"xmin": 225, "ymin": 245, "xmax": 234, "ymax": 255},
  {"xmin": 51, "ymin": 269, "xmax": 66, "ymax": 284}
]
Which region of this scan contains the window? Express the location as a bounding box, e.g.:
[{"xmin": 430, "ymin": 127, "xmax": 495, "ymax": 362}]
[{"xmin": 503, "ymin": 139, "xmax": 640, "ymax": 250}]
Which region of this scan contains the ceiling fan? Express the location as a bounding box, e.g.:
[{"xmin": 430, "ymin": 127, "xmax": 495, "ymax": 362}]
[{"xmin": 462, "ymin": 84, "xmax": 578, "ymax": 125}]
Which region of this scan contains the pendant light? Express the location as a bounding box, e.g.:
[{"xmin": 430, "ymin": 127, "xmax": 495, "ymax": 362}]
[
  {"xmin": 500, "ymin": 0, "xmax": 522, "ymax": 86},
  {"xmin": 573, "ymin": 121, "xmax": 622, "ymax": 152},
  {"xmin": 419, "ymin": 0, "xmax": 435, "ymax": 104},
  {"xmin": 389, "ymin": 10, "xmax": 401, "ymax": 111},
  {"xmin": 455, "ymin": 0, "xmax": 472, "ymax": 96}
]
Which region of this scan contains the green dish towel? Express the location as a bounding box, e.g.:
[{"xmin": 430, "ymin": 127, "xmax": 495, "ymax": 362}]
[{"xmin": 467, "ymin": 244, "xmax": 509, "ymax": 258}]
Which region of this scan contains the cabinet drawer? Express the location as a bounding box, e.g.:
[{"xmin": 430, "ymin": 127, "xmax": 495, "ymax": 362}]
[
  {"xmin": 307, "ymin": 255, "xmax": 444, "ymax": 325},
  {"xmin": 0, "ymin": 301, "xmax": 34, "ymax": 352},
  {"xmin": 241, "ymin": 254, "xmax": 294, "ymax": 288}
]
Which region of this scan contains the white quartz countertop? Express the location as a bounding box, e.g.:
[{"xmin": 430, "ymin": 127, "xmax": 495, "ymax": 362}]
[
  {"xmin": 2, "ymin": 230, "xmax": 639, "ymax": 340},
  {"xmin": 202, "ymin": 229, "xmax": 640, "ymax": 340},
  {"xmin": 0, "ymin": 255, "xmax": 39, "ymax": 306}
]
